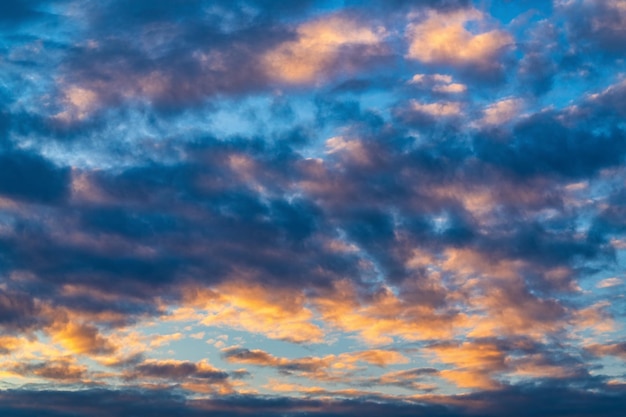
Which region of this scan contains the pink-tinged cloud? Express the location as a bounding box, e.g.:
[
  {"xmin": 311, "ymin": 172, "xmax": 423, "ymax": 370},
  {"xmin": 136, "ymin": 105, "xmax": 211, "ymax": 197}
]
[
  {"xmin": 263, "ymin": 15, "xmax": 387, "ymax": 84},
  {"xmin": 406, "ymin": 9, "xmax": 513, "ymax": 70}
]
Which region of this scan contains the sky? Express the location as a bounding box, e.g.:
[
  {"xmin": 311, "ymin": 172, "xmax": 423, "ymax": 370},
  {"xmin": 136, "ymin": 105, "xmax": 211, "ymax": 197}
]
[{"xmin": 0, "ymin": 0, "xmax": 626, "ymax": 416}]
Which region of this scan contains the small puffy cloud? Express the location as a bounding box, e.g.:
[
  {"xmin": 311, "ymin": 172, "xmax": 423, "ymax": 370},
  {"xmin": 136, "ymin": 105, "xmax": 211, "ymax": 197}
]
[
  {"xmin": 480, "ymin": 98, "xmax": 524, "ymax": 126},
  {"xmin": 409, "ymin": 73, "xmax": 467, "ymax": 93},
  {"xmin": 50, "ymin": 322, "xmax": 117, "ymax": 356},
  {"xmin": 149, "ymin": 332, "xmax": 183, "ymax": 348},
  {"xmin": 189, "ymin": 331, "xmax": 205, "ymax": 340},
  {"xmin": 326, "ymin": 136, "xmax": 371, "ymax": 165},
  {"xmin": 54, "ymin": 86, "xmax": 100, "ymax": 122},
  {"xmin": 596, "ymin": 277, "xmax": 623, "ymax": 289},
  {"xmin": 406, "ymin": 8, "xmax": 513, "ymax": 70},
  {"xmin": 434, "ymin": 82, "xmax": 467, "ymax": 93},
  {"xmin": 411, "ymin": 100, "xmax": 463, "ymax": 117},
  {"xmin": 263, "ymin": 15, "xmax": 386, "ymax": 84}
]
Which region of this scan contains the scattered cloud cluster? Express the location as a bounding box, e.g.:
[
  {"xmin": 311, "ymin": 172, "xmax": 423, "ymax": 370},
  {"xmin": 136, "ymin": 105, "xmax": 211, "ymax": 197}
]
[{"xmin": 1, "ymin": 0, "xmax": 625, "ymax": 416}]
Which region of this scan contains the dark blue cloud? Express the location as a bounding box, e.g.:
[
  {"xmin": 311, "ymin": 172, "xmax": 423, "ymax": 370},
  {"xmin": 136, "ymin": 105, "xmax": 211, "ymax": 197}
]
[
  {"xmin": 0, "ymin": 289, "xmax": 42, "ymax": 335},
  {"xmin": 0, "ymin": 150, "xmax": 69, "ymax": 204},
  {"xmin": 0, "ymin": 0, "xmax": 50, "ymax": 26},
  {"xmin": 475, "ymin": 112, "xmax": 626, "ymax": 180},
  {"xmin": 129, "ymin": 361, "xmax": 230, "ymax": 382},
  {"xmin": 1, "ymin": 385, "xmax": 626, "ymax": 417},
  {"xmin": 561, "ymin": 0, "xmax": 626, "ymax": 57}
]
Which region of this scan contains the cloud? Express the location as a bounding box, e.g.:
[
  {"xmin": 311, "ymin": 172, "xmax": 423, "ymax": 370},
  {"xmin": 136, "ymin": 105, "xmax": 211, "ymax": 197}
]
[
  {"xmin": 559, "ymin": 0, "xmax": 626, "ymax": 56},
  {"xmin": 222, "ymin": 346, "xmax": 409, "ymax": 381},
  {"xmin": 586, "ymin": 342, "xmax": 626, "ymax": 360},
  {"xmin": 0, "ymin": 289, "xmax": 42, "ymax": 333},
  {"xmin": 8, "ymin": 359, "xmax": 88, "ymax": 382},
  {"xmin": 222, "ymin": 347, "xmax": 331, "ymax": 376},
  {"xmin": 50, "ymin": 321, "xmax": 117, "ymax": 356},
  {"xmin": 312, "ymin": 280, "xmax": 465, "ymax": 345},
  {"xmin": 1, "ymin": 385, "xmax": 626, "ymax": 417},
  {"xmin": 128, "ymin": 359, "xmax": 229, "ymax": 381},
  {"xmin": 596, "ymin": 277, "xmax": 623, "ymax": 289},
  {"xmin": 181, "ymin": 281, "xmax": 324, "ymax": 344},
  {"xmin": 362, "ymin": 367, "xmax": 439, "ymax": 392},
  {"xmin": 474, "ymin": 109, "xmax": 626, "ymax": 180},
  {"xmin": 479, "ymin": 98, "xmax": 524, "ymax": 126},
  {"xmin": 1, "ymin": 0, "xmax": 625, "ymax": 413},
  {"xmin": 0, "ymin": 0, "xmax": 50, "ymax": 27},
  {"xmin": 0, "ymin": 150, "xmax": 70, "ymax": 204},
  {"xmin": 406, "ymin": 8, "xmax": 513, "ymax": 73},
  {"xmin": 411, "ymin": 100, "xmax": 463, "ymax": 117},
  {"xmin": 263, "ymin": 14, "xmax": 386, "ymax": 84},
  {"xmin": 428, "ymin": 341, "xmax": 507, "ymax": 389}
]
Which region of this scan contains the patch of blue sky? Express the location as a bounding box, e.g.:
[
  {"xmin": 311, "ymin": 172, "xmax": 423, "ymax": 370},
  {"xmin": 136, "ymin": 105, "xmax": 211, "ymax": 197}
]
[
  {"xmin": 28, "ymin": 110, "xmax": 184, "ymax": 170},
  {"xmin": 590, "ymin": 356, "xmax": 626, "ymax": 380},
  {"xmin": 486, "ymin": 0, "xmax": 553, "ymax": 25},
  {"xmin": 193, "ymin": 93, "xmax": 320, "ymax": 144},
  {"xmin": 297, "ymin": 0, "xmax": 345, "ymax": 20},
  {"xmin": 300, "ymin": 89, "xmax": 397, "ymax": 160},
  {"xmin": 538, "ymin": 67, "xmax": 623, "ymax": 113}
]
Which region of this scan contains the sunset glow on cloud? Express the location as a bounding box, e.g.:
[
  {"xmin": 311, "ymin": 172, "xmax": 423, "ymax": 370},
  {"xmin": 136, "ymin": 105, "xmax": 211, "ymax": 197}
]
[{"xmin": 1, "ymin": 1, "xmax": 626, "ymax": 416}]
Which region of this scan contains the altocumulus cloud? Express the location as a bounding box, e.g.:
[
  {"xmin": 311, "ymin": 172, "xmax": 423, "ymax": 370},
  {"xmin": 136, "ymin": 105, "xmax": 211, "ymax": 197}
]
[{"xmin": 0, "ymin": 0, "xmax": 625, "ymax": 416}]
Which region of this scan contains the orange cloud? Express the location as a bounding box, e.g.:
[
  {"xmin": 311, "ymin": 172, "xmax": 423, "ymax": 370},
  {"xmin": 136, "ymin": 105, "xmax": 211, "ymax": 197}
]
[
  {"xmin": 50, "ymin": 321, "xmax": 117, "ymax": 356},
  {"xmin": 0, "ymin": 336, "xmax": 22, "ymax": 355},
  {"xmin": 428, "ymin": 341, "xmax": 506, "ymax": 390},
  {"xmin": 439, "ymin": 248, "xmax": 569, "ymax": 339},
  {"xmin": 314, "ymin": 280, "xmax": 466, "ymax": 345},
  {"xmin": 572, "ymin": 302, "xmax": 614, "ymax": 334},
  {"xmin": 263, "ymin": 15, "xmax": 385, "ymax": 84},
  {"xmin": 585, "ymin": 342, "xmax": 626, "ymax": 359},
  {"xmin": 340, "ymin": 349, "xmax": 409, "ymax": 368},
  {"xmin": 180, "ymin": 279, "xmax": 324, "ymax": 343},
  {"xmin": 406, "ymin": 9, "xmax": 512, "ymax": 68}
]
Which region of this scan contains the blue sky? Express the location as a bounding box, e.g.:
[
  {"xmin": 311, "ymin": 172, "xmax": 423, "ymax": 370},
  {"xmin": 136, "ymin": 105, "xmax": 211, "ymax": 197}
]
[{"xmin": 1, "ymin": 0, "xmax": 626, "ymax": 416}]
